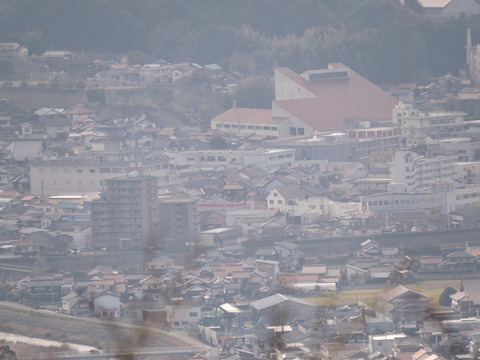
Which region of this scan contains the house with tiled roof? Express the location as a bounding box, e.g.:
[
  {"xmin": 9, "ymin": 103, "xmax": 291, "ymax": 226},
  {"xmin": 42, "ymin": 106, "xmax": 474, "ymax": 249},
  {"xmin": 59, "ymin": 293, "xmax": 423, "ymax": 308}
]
[
  {"xmin": 266, "ymin": 185, "xmax": 305, "ymax": 210},
  {"xmin": 377, "ymin": 285, "xmax": 431, "ymax": 324}
]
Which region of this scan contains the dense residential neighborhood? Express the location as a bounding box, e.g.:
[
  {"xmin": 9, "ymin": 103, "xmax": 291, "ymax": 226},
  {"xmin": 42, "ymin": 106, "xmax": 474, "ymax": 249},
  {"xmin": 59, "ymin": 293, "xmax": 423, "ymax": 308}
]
[{"xmin": 5, "ymin": 1, "xmax": 480, "ymax": 359}]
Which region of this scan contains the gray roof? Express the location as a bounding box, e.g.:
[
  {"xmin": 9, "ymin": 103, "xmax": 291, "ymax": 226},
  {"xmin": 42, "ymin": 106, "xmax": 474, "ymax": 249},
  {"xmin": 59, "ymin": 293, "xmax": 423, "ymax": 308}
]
[
  {"xmin": 378, "ymin": 284, "xmax": 431, "ymax": 303},
  {"xmin": 10, "ymin": 140, "xmax": 43, "ymax": 161},
  {"xmin": 250, "ymin": 293, "xmax": 314, "ymax": 311},
  {"xmin": 445, "ymin": 250, "xmax": 475, "ymax": 258},
  {"xmin": 275, "ymin": 185, "xmax": 305, "ymax": 200}
]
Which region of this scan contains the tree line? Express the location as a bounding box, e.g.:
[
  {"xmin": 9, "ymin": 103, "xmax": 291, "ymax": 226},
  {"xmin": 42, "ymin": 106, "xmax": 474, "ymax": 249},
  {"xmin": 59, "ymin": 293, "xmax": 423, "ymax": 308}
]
[{"xmin": 1, "ymin": 0, "xmax": 480, "ymax": 84}]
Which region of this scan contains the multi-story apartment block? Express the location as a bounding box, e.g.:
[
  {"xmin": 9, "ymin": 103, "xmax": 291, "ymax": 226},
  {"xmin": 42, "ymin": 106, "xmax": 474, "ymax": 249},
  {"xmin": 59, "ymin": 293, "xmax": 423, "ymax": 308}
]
[
  {"xmin": 29, "ymin": 156, "xmax": 170, "ymax": 195},
  {"xmin": 390, "ymin": 151, "xmax": 457, "ymax": 192},
  {"xmin": 90, "ymin": 173, "xmax": 159, "ymax": 250},
  {"xmin": 158, "ymin": 197, "xmax": 199, "ymax": 246},
  {"xmin": 393, "ymin": 102, "xmax": 466, "ymax": 148}
]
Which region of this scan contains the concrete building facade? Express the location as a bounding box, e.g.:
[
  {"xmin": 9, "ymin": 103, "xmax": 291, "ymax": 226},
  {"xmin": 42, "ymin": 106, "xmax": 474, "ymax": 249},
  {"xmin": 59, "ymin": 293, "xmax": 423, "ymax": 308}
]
[
  {"xmin": 29, "ymin": 156, "xmax": 170, "ymax": 195},
  {"xmin": 390, "ymin": 151, "xmax": 457, "ymax": 192},
  {"xmin": 158, "ymin": 197, "xmax": 199, "ymax": 246},
  {"xmin": 90, "ymin": 174, "xmax": 159, "ymax": 250},
  {"xmin": 393, "ymin": 102, "xmax": 466, "ymax": 148}
]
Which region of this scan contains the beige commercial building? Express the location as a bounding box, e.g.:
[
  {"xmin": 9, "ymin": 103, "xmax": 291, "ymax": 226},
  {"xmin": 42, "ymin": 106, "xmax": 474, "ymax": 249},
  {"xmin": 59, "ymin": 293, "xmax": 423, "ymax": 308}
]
[{"xmin": 29, "ymin": 156, "xmax": 170, "ymax": 195}]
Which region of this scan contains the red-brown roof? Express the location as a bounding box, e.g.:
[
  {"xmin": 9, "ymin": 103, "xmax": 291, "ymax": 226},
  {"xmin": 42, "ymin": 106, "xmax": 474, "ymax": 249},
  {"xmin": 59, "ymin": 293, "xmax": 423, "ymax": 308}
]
[
  {"xmin": 274, "ymin": 64, "xmax": 398, "ymax": 132},
  {"xmin": 212, "ymin": 108, "xmax": 286, "ymax": 125}
]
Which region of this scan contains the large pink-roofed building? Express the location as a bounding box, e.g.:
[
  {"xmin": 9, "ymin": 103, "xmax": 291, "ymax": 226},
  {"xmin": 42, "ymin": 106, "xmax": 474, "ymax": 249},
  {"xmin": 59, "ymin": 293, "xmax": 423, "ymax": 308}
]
[{"xmin": 211, "ymin": 63, "xmax": 398, "ymax": 138}]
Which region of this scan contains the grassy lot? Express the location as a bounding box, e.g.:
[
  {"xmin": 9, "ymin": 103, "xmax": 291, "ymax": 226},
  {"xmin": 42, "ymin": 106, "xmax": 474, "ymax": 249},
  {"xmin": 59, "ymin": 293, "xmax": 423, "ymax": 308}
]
[{"xmin": 303, "ymin": 279, "xmax": 461, "ymax": 309}]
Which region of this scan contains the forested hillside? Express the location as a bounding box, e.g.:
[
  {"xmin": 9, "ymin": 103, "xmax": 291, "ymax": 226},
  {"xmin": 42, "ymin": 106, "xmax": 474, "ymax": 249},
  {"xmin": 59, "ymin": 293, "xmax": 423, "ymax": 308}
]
[{"xmin": 1, "ymin": 0, "xmax": 480, "ymax": 83}]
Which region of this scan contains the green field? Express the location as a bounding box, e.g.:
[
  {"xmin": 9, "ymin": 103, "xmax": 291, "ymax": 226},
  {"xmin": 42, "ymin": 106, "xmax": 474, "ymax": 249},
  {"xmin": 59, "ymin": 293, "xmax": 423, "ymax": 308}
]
[{"xmin": 303, "ymin": 280, "xmax": 461, "ymax": 309}]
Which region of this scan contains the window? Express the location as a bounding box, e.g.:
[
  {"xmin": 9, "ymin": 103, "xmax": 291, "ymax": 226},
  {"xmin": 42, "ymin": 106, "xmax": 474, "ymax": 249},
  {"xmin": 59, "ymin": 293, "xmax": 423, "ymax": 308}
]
[
  {"xmin": 290, "ymin": 127, "xmax": 297, "ymax": 136},
  {"xmin": 278, "ymin": 200, "xmax": 283, "ymax": 204},
  {"xmin": 89, "ymin": 169, "xmax": 96, "ymax": 173},
  {"xmin": 224, "ymin": 124, "xmax": 231, "ymax": 128},
  {"xmin": 298, "ymin": 127, "xmax": 305, "ymax": 136},
  {"xmin": 77, "ymin": 169, "xmax": 83, "ymax": 173},
  {"xmin": 263, "ymin": 126, "xmax": 270, "ymax": 130},
  {"xmin": 269, "ymin": 200, "xmax": 274, "ymax": 204},
  {"xmin": 189, "ymin": 312, "xmax": 198, "ymax": 317}
]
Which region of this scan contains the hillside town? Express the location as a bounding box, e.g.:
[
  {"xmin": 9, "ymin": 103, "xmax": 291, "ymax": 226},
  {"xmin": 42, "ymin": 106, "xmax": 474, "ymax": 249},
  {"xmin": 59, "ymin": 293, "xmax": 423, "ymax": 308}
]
[{"xmin": 5, "ymin": 2, "xmax": 480, "ymax": 359}]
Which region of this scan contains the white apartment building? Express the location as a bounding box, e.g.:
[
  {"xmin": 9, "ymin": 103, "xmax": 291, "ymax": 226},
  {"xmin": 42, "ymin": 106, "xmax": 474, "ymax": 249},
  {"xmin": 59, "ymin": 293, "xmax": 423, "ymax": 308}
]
[
  {"xmin": 390, "ymin": 151, "xmax": 457, "ymax": 192},
  {"xmin": 29, "ymin": 157, "xmax": 170, "ymax": 195},
  {"xmin": 170, "ymin": 148, "xmax": 295, "ymax": 172},
  {"xmin": 361, "ymin": 183, "xmax": 480, "ymax": 216},
  {"xmin": 393, "ymin": 102, "xmax": 466, "ymax": 148},
  {"xmin": 243, "ymin": 148, "xmax": 295, "ymax": 171}
]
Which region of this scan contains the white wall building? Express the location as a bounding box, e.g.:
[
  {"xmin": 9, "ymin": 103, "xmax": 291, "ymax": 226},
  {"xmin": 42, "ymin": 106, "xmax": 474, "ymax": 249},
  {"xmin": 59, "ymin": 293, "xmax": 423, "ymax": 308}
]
[
  {"xmin": 170, "ymin": 148, "xmax": 295, "ymax": 172},
  {"xmin": 393, "ymin": 102, "xmax": 466, "ymax": 148},
  {"xmin": 390, "ymin": 151, "xmax": 457, "ymax": 192},
  {"xmin": 243, "ymin": 148, "xmax": 295, "ymax": 172},
  {"xmin": 165, "ymin": 305, "xmax": 201, "ymax": 329},
  {"xmin": 30, "ymin": 157, "xmax": 170, "ymax": 195},
  {"xmin": 361, "ymin": 183, "xmax": 480, "ymax": 216}
]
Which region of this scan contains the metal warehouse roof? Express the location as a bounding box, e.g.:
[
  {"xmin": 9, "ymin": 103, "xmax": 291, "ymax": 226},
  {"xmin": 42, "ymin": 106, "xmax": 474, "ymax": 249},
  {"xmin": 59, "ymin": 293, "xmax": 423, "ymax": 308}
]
[{"xmin": 250, "ymin": 293, "xmax": 315, "ymax": 311}]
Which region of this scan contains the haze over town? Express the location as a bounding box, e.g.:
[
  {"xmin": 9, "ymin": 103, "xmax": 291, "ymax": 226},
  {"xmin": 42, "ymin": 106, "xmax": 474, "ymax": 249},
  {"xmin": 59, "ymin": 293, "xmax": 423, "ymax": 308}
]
[{"xmin": 3, "ymin": 1, "xmax": 480, "ymax": 359}]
